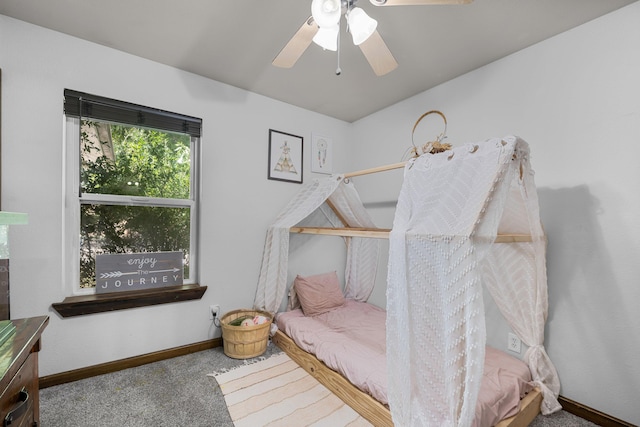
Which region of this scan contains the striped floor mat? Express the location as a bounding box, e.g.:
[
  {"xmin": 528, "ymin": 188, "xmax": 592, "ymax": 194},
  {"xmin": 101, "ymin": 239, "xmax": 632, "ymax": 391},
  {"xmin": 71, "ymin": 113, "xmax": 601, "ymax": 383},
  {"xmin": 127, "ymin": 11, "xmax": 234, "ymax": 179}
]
[{"xmin": 212, "ymin": 353, "xmax": 372, "ymax": 427}]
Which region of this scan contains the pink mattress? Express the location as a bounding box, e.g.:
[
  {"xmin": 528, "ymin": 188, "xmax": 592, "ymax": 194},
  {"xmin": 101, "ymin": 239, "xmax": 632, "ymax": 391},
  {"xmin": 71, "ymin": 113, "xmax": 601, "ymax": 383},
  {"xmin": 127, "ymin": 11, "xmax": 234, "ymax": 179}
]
[{"xmin": 276, "ymin": 299, "xmax": 534, "ymax": 427}]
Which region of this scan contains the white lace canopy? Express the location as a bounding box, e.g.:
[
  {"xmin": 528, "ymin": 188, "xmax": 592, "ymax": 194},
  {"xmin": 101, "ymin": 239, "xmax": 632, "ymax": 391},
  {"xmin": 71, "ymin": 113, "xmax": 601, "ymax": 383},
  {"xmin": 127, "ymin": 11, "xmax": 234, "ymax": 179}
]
[
  {"xmin": 253, "ymin": 175, "xmax": 381, "ymax": 313},
  {"xmin": 387, "ymin": 136, "xmax": 560, "ymax": 426},
  {"xmin": 254, "ymin": 135, "xmax": 560, "ymax": 427}
]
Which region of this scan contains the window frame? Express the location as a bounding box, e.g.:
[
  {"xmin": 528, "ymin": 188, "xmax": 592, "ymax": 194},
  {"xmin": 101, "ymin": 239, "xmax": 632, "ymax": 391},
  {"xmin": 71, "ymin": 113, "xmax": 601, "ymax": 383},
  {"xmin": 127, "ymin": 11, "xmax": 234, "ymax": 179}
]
[{"xmin": 61, "ymin": 92, "xmax": 202, "ymax": 300}]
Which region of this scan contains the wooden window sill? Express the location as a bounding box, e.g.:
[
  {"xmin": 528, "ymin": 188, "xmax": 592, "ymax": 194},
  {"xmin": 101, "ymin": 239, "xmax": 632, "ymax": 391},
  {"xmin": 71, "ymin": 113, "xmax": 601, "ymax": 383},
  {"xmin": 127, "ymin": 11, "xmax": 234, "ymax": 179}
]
[{"xmin": 51, "ymin": 284, "xmax": 207, "ymax": 317}]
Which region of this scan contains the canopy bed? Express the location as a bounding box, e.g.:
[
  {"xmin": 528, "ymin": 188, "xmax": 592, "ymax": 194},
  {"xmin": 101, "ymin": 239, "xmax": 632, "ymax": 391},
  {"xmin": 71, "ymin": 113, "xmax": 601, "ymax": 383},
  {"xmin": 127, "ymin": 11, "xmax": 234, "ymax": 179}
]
[{"xmin": 253, "ymin": 133, "xmax": 561, "ymax": 426}]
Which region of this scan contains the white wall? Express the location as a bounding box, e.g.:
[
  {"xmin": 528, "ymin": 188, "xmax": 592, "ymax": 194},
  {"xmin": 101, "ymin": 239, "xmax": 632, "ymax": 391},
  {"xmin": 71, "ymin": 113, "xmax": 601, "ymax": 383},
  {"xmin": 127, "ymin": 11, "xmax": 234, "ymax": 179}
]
[
  {"xmin": 2, "ymin": 3, "xmax": 639, "ymax": 423},
  {"xmin": 0, "ymin": 15, "xmax": 351, "ymax": 376},
  {"xmin": 351, "ymin": 3, "xmax": 640, "ymax": 424}
]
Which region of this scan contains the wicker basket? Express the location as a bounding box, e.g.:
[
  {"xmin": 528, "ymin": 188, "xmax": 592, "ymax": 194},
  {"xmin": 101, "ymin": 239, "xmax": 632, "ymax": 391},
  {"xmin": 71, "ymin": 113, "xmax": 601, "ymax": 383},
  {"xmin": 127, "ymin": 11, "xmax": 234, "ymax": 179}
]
[{"xmin": 220, "ymin": 309, "xmax": 272, "ymax": 359}]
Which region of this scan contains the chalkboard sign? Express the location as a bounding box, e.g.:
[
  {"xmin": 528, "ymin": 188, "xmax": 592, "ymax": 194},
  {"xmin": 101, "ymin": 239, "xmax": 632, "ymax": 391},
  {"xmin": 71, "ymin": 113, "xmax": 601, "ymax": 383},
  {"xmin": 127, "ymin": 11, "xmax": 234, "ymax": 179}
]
[{"xmin": 95, "ymin": 251, "xmax": 183, "ymax": 294}]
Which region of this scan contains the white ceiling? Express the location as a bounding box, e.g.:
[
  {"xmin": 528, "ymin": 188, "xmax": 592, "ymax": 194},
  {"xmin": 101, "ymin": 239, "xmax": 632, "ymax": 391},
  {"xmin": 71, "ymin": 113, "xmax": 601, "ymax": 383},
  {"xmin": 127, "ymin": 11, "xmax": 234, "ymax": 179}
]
[{"xmin": 1, "ymin": 0, "xmax": 636, "ymax": 122}]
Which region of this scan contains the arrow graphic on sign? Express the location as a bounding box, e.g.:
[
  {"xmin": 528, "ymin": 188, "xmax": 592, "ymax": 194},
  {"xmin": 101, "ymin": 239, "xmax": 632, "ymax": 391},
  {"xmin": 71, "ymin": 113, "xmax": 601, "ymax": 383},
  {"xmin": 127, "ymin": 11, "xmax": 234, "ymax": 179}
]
[{"xmin": 100, "ymin": 267, "xmax": 180, "ymax": 279}]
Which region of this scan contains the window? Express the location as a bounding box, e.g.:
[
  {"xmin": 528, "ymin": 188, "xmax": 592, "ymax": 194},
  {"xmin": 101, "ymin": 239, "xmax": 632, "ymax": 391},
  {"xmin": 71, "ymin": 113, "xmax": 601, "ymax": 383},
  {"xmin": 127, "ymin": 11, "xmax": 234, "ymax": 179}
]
[{"xmin": 63, "ymin": 90, "xmax": 201, "ymax": 295}]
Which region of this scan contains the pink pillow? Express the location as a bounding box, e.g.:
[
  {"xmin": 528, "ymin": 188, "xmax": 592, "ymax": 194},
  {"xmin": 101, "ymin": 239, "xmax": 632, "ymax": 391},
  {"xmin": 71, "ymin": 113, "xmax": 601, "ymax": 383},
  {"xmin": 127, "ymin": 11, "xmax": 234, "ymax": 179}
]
[{"xmin": 293, "ymin": 271, "xmax": 345, "ymax": 316}]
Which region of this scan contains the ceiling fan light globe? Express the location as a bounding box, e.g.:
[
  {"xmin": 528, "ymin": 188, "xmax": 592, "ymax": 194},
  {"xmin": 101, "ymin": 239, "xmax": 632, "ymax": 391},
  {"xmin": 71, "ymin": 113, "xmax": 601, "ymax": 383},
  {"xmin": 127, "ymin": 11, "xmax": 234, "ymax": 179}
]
[
  {"xmin": 311, "ymin": 0, "xmax": 341, "ymax": 28},
  {"xmin": 312, "ymin": 25, "xmax": 339, "ymax": 51},
  {"xmin": 321, "ymin": 0, "xmax": 340, "ymax": 14},
  {"xmin": 348, "ymin": 7, "xmax": 378, "ymax": 45}
]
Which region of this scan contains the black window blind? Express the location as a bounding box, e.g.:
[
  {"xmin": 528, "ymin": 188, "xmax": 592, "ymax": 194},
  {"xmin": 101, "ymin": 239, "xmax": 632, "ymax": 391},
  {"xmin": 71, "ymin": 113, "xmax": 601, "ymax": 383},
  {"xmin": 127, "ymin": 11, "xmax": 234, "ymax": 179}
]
[{"xmin": 64, "ymin": 89, "xmax": 202, "ymax": 138}]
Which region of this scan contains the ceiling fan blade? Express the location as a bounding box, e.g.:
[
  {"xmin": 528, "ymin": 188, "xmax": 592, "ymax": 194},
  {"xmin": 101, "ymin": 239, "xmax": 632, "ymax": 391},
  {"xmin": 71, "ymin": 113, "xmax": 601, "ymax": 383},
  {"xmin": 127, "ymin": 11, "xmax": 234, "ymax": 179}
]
[
  {"xmin": 273, "ymin": 17, "xmax": 318, "ymax": 68},
  {"xmin": 359, "ymin": 30, "xmax": 398, "ymax": 76},
  {"xmin": 370, "ymin": 0, "xmax": 472, "ymax": 6}
]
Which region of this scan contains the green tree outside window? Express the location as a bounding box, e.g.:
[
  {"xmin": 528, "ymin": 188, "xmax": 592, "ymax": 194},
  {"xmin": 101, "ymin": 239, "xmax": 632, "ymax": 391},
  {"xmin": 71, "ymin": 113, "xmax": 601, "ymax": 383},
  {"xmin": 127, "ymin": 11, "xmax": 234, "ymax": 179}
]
[{"xmin": 79, "ymin": 121, "xmax": 192, "ymax": 288}]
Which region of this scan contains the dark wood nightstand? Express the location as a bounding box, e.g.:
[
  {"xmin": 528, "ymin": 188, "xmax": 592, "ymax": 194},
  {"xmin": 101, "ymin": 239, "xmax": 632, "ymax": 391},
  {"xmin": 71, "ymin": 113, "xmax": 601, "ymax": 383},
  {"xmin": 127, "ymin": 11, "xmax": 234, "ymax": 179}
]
[{"xmin": 0, "ymin": 317, "xmax": 49, "ymax": 427}]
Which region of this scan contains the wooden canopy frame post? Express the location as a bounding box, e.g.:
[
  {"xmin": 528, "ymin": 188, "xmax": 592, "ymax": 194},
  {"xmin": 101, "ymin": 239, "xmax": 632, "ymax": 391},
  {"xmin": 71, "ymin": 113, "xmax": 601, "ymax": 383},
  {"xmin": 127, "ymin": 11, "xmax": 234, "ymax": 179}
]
[{"xmin": 294, "ymin": 160, "xmax": 534, "ymax": 243}]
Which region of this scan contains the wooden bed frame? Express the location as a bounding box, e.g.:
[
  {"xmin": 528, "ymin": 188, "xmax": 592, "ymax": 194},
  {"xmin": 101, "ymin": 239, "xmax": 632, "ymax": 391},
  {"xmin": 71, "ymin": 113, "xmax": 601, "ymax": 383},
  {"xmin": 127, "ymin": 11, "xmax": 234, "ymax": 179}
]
[
  {"xmin": 272, "ymin": 160, "xmax": 544, "ymax": 426},
  {"xmin": 272, "ymin": 329, "xmax": 542, "ymax": 427}
]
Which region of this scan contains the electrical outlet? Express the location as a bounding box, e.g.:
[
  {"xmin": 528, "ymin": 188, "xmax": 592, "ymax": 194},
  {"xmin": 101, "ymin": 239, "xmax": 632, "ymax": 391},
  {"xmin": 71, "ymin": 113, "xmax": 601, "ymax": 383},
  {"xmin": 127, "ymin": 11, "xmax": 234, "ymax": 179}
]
[
  {"xmin": 209, "ymin": 304, "xmax": 220, "ymax": 320},
  {"xmin": 507, "ymin": 332, "xmax": 521, "ymax": 353}
]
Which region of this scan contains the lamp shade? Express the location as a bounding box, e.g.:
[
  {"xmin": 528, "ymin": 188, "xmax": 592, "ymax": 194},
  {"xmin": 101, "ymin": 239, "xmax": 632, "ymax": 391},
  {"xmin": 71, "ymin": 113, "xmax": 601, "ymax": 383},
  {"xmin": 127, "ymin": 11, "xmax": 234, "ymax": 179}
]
[
  {"xmin": 348, "ymin": 7, "xmax": 377, "ymax": 45},
  {"xmin": 311, "ymin": 0, "xmax": 341, "ymax": 28},
  {"xmin": 312, "ymin": 25, "xmax": 339, "ymax": 51}
]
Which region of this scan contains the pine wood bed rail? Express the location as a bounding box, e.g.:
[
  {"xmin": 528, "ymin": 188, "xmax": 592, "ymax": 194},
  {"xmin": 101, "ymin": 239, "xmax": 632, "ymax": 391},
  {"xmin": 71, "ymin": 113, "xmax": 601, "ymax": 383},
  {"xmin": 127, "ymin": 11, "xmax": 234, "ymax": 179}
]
[
  {"xmin": 272, "ymin": 329, "xmax": 542, "ymax": 427},
  {"xmin": 272, "ymin": 330, "xmax": 393, "ymax": 426}
]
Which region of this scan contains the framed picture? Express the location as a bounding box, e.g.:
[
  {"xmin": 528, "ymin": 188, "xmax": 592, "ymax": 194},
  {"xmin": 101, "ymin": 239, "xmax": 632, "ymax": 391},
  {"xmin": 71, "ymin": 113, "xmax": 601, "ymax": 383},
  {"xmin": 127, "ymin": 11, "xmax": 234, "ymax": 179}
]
[
  {"xmin": 311, "ymin": 133, "xmax": 333, "ymax": 174},
  {"xmin": 268, "ymin": 129, "xmax": 303, "ymax": 184}
]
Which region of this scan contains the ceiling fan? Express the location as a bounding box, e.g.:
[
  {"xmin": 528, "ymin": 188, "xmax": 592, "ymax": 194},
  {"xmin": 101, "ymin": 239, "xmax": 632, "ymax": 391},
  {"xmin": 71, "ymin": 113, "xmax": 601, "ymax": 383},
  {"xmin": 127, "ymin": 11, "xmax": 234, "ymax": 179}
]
[{"xmin": 273, "ymin": 0, "xmax": 473, "ymax": 76}]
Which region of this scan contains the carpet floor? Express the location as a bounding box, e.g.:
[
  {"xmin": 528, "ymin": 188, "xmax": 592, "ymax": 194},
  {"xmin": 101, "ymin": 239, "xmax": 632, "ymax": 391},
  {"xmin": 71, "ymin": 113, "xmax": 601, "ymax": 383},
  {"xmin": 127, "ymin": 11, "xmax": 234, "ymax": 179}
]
[{"xmin": 40, "ymin": 341, "xmax": 597, "ymax": 426}]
